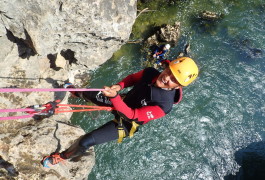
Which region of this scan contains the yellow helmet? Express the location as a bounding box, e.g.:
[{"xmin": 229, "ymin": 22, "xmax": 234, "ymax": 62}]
[{"xmin": 169, "ymin": 57, "xmax": 199, "ymax": 86}]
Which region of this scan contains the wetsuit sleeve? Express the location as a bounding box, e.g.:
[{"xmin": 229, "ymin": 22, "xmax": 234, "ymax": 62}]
[
  {"xmin": 117, "ymin": 69, "xmax": 144, "ymax": 89},
  {"xmin": 110, "ymin": 95, "xmax": 166, "ymax": 124}
]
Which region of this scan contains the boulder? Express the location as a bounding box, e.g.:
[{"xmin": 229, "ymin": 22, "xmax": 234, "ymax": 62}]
[
  {"xmin": 200, "ymin": 10, "xmax": 222, "ymax": 21},
  {"xmin": 145, "ymin": 21, "xmax": 181, "ymax": 46}
]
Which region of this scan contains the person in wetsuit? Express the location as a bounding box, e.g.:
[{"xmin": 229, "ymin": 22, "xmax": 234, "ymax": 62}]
[
  {"xmin": 152, "ymin": 44, "xmax": 171, "ymax": 62},
  {"xmin": 41, "ymin": 57, "xmax": 199, "ymax": 168}
]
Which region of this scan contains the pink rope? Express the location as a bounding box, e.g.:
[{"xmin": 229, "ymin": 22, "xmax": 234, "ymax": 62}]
[
  {"xmin": 0, "ymin": 108, "xmax": 36, "ymax": 120},
  {"xmin": 0, "ymin": 108, "xmax": 35, "ymax": 113},
  {"xmin": 0, "ymin": 114, "xmax": 34, "ymax": 121},
  {"xmin": 0, "ymin": 88, "xmax": 104, "ymax": 92}
]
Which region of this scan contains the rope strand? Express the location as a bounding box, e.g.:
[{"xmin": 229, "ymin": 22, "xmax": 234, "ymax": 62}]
[{"xmin": 0, "ymin": 88, "xmax": 104, "ymax": 92}]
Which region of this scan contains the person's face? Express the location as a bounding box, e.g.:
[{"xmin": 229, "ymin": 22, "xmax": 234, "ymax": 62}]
[{"xmin": 155, "ymin": 68, "xmax": 181, "ymax": 89}]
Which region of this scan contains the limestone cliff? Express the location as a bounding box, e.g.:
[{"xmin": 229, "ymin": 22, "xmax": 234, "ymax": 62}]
[{"xmin": 0, "ymin": 0, "xmax": 137, "ymax": 179}]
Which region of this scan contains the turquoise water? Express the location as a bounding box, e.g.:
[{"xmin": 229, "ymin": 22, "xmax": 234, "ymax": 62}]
[{"xmin": 71, "ymin": 1, "xmax": 265, "ymax": 179}]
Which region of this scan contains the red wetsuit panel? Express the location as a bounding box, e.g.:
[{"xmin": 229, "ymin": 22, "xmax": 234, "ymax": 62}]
[{"xmin": 110, "ymin": 95, "xmax": 166, "ymax": 124}]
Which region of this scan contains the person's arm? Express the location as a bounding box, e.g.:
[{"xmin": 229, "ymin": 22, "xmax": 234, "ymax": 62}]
[
  {"xmin": 157, "ymin": 49, "xmax": 168, "ymax": 57},
  {"xmin": 116, "ymin": 69, "xmax": 145, "ymax": 89},
  {"xmin": 110, "ymin": 95, "xmax": 166, "ymax": 124},
  {"xmin": 102, "ymin": 85, "xmax": 166, "ymax": 124}
]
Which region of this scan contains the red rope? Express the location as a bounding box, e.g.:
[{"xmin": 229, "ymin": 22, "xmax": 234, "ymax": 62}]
[
  {"xmin": 55, "ymin": 104, "xmax": 114, "ymax": 114},
  {"xmin": 0, "ymin": 102, "xmax": 114, "ymax": 121},
  {"xmin": 57, "ymin": 104, "xmax": 112, "ymax": 109}
]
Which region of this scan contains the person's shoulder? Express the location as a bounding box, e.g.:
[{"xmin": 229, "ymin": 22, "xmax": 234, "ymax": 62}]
[
  {"xmin": 143, "ymin": 67, "xmax": 160, "ymax": 77},
  {"xmin": 144, "ymin": 67, "xmax": 159, "ymax": 73}
]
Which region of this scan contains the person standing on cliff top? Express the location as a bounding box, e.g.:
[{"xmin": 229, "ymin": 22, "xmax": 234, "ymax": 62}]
[{"xmin": 41, "ymin": 57, "xmax": 199, "ymax": 168}]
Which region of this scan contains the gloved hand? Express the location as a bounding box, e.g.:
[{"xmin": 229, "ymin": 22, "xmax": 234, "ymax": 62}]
[
  {"xmin": 110, "ymin": 84, "xmax": 122, "ymax": 92},
  {"xmin": 102, "ymin": 86, "xmax": 118, "ymax": 98}
]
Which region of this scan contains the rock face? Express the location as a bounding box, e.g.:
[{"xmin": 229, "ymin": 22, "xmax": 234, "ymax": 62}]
[
  {"xmin": 0, "ymin": 113, "xmax": 95, "ymax": 180},
  {"xmin": 0, "ymin": 0, "xmax": 137, "ymax": 84},
  {"xmin": 0, "ymin": 0, "xmax": 137, "ymax": 179}
]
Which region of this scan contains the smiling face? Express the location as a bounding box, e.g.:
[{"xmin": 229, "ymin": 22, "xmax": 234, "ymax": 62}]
[{"xmin": 155, "ymin": 68, "xmax": 181, "ymax": 89}]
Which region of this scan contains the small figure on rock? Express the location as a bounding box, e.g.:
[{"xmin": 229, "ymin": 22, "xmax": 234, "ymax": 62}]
[{"xmin": 151, "ymin": 44, "xmax": 171, "ymax": 61}]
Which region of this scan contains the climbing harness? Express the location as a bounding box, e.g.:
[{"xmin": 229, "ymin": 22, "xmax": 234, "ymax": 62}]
[{"xmin": 113, "ymin": 117, "xmax": 140, "ymax": 143}]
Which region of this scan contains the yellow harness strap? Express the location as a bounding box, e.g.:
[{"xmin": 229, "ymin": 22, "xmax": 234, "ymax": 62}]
[
  {"xmin": 113, "ymin": 118, "xmax": 126, "ymax": 143},
  {"xmin": 113, "ymin": 118, "xmax": 140, "ymax": 143},
  {"xmin": 129, "ymin": 121, "xmax": 140, "ymax": 137},
  {"xmin": 117, "ymin": 126, "xmax": 126, "ymax": 143}
]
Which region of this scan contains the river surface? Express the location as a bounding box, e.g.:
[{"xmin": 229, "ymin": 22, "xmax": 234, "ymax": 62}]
[{"xmin": 71, "ymin": 1, "xmax": 265, "ymax": 179}]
